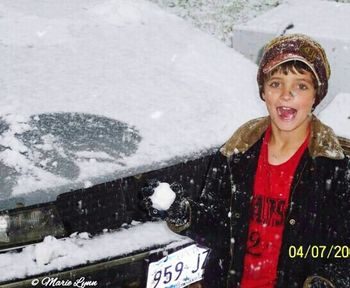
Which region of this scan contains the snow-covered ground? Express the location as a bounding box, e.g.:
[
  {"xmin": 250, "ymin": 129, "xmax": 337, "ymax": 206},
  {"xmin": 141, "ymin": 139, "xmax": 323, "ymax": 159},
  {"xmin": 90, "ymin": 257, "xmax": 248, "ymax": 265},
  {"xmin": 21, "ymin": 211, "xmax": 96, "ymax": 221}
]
[
  {"xmin": 149, "ymin": 0, "xmax": 350, "ymax": 46},
  {"xmin": 149, "ymin": 0, "xmax": 282, "ymax": 46}
]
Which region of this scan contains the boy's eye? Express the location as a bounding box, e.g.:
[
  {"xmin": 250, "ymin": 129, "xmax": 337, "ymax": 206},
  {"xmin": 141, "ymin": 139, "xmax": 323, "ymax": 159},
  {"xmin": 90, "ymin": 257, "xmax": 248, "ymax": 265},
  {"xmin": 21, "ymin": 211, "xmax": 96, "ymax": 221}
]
[
  {"xmin": 298, "ymin": 83, "xmax": 308, "ymax": 90},
  {"xmin": 269, "ymin": 81, "xmax": 280, "ymax": 88}
]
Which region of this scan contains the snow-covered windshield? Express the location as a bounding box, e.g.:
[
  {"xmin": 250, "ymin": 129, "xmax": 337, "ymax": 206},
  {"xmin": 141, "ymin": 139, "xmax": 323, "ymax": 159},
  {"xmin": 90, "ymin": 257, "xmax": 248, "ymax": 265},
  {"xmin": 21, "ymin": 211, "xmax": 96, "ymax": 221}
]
[{"xmin": 0, "ymin": 113, "xmax": 140, "ymax": 199}]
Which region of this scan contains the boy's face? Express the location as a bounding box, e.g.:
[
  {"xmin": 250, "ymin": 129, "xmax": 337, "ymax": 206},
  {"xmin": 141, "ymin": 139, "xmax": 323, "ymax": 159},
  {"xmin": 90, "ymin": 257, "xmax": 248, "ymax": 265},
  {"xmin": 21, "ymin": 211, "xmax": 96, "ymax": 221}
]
[{"xmin": 262, "ymin": 68, "xmax": 316, "ymax": 133}]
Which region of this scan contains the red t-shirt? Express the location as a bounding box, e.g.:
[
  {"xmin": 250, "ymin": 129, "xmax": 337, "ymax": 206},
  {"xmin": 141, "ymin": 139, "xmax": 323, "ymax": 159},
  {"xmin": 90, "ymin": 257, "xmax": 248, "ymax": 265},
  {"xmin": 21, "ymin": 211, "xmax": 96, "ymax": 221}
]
[{"xmin": 240, "ymin": 126, "xmax": 309, "ymax": 287}]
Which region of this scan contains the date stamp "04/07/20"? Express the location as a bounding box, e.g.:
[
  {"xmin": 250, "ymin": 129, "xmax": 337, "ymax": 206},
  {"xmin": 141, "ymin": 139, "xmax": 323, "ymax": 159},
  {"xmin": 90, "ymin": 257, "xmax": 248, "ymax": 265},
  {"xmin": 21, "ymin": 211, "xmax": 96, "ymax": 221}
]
[{"xmin": 289, "ymin": 245, "xmax": 350, "ymax": 259}]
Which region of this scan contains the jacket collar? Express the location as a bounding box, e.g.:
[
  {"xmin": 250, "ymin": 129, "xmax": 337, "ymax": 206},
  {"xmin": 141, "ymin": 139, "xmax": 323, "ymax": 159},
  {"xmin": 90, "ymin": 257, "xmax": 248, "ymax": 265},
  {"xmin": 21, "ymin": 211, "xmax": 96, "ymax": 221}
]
[{"xmin": 220, "ymin": 115, "xmax": 345, "ymax": 160}]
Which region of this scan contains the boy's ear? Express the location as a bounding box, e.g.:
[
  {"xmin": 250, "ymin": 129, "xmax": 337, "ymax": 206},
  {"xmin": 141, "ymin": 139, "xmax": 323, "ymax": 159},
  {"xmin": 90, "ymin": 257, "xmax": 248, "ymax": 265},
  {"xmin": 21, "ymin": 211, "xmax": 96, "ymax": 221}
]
[{"xmin": 261, "ymin": 92, "xmax": 266, "ymax": 101}]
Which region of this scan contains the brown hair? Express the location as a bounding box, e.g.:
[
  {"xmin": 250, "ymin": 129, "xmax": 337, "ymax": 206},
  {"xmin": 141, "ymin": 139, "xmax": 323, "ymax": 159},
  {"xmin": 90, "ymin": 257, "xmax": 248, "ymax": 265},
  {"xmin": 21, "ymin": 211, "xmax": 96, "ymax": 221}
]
[{"xmin": 263, "ymin": 60, "xmax": 318, "ymax": 91}]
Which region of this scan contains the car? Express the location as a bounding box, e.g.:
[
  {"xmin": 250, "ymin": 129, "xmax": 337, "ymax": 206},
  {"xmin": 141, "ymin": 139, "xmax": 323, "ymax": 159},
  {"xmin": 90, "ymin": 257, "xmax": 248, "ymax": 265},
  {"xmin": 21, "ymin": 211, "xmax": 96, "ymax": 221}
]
[
  {"xmin": 0, "ymin": 0, "xmax": 263, "ymax": 286},
  {"xmin": 0, "ymin": 0, "xmax": 349, "ymax": 287}
]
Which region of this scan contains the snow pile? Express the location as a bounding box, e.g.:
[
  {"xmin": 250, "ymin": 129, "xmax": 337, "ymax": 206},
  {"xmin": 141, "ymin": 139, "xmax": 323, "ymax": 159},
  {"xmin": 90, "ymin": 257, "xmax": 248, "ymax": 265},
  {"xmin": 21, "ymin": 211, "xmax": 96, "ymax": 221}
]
[
  {"xmin": 319, "ymin": 93, "xmax": 350, "ymax": 139},
  {"xmin": 34, "ymin": 236, "xmax": 68, "ymax": 266},
  {"xmin": 150, "ymin": 182, "xmax": 176, "ymax": 210},
  {"xmin": 0, "ymin": 221, "xmax": 191, "ymax": 281}
]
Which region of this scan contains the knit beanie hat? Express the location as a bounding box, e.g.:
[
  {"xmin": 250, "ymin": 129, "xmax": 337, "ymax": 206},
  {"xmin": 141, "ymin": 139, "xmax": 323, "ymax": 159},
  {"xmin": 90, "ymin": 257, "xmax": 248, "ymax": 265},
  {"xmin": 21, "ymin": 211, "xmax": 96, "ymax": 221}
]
[{"xmin": 257, "ymin": 34, "xmax": 331, "ymax": 107}]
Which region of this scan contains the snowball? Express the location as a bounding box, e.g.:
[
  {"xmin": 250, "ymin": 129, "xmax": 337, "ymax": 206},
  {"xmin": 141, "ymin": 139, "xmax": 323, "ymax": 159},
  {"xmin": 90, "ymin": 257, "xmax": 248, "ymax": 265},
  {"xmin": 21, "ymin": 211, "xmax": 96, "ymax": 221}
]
[{"xmin": 150, "ymin": 182, "xmax": 176, "ymax": 211}]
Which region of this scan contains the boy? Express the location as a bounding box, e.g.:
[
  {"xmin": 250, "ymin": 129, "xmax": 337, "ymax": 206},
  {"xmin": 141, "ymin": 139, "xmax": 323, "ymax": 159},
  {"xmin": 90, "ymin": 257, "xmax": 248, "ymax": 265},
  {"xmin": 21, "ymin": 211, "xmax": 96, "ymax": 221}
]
[{"xmin": 144, "ymin": 34, "xmax": 349, "ymax": 287}]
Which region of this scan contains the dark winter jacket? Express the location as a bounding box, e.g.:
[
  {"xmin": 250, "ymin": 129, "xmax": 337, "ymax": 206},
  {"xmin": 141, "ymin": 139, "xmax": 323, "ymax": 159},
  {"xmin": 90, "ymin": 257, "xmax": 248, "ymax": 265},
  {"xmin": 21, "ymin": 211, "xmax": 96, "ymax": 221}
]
[{"xmin": 169, "ymin": 115, "xmax": 350, "ymax": 288}]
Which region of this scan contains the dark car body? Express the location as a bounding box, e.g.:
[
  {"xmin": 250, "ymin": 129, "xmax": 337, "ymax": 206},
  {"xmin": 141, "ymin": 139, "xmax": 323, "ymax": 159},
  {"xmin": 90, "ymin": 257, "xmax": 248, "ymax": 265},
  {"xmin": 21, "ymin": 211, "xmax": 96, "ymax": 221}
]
[{"xmin": 0, "ymin": 151, "xmax": 213, "ymax": 287}]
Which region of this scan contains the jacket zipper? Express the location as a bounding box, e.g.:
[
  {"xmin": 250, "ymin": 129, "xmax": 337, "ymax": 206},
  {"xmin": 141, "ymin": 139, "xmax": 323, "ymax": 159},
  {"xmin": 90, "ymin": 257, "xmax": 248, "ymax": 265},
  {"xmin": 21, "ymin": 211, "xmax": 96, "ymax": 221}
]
[
  {"xmin": 275, "ymin": 155, "xmax": 310, "ymax": 285},
  {"xmin": 285, "ymin": 158, "xmax": 309, "ymax": 226},
  {"xmin": 226, "ymin": 161, "xmax": 236, "ymax": 288},
  {"xmin": 226, "ymin": 154, "xmax": 259, "ymax": 287}
]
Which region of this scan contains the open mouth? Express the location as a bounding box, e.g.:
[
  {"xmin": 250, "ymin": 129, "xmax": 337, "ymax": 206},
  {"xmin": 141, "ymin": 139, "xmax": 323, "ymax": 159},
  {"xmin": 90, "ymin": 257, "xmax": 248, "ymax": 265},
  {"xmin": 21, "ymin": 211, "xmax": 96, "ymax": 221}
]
[{"xmin": 276, "ymin": 106, "xmax": 297, "ymax": 121}]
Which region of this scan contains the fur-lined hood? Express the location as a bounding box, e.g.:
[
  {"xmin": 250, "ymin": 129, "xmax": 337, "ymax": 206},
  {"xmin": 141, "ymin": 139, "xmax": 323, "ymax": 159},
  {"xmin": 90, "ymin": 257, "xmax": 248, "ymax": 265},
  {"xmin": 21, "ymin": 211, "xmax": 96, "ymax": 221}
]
[{"xmin": 220, "ymin": 115, "xmax": 345, "ymax": 160}]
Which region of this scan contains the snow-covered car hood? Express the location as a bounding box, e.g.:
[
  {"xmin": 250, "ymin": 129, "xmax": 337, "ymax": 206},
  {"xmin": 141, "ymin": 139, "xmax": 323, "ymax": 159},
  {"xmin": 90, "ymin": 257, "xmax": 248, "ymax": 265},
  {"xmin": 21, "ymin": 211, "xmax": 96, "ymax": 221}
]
[{"xmin": 0, "ymin": 0, "xmax": 266, "ymax": 207}]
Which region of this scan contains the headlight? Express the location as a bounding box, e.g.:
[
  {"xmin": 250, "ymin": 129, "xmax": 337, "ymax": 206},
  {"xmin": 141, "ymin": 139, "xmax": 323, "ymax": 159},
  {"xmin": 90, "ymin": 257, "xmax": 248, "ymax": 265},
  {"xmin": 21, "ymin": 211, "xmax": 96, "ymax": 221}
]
[{"xmin": 0, "ymin": 204, "xmax": 66, "ymax": 250}]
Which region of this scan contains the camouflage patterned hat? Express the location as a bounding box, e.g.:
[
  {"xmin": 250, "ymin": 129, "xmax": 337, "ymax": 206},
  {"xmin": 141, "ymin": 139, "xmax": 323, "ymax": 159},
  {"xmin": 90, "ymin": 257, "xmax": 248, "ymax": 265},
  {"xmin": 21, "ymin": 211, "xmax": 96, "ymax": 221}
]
[{"xmin": 257, "ymin": 34, "xmax": 331, "ymax": 107}]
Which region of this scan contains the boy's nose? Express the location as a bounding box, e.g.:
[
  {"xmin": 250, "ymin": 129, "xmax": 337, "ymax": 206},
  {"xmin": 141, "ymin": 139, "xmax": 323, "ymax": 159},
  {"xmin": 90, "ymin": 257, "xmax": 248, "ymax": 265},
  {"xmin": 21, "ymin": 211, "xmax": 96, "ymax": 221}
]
[{"xmin": 280, "ymin": 87, "xmax": 294, "ymax": 101}]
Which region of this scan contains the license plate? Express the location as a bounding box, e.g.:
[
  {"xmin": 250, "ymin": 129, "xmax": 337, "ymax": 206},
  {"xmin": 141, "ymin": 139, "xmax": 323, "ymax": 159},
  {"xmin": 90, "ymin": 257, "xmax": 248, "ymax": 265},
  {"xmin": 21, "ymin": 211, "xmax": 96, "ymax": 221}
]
[{"xmin": 146, "ymin": 244, "xmax": 210, "ymax": 288}]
